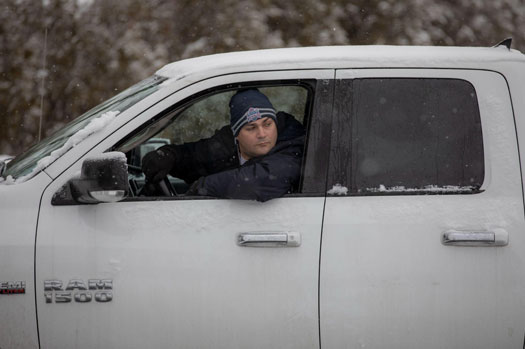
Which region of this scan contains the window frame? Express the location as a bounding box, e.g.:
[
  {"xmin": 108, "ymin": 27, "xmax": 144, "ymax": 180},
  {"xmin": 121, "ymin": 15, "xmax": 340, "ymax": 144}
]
[
  {"xmin": 328, "ymin": 74, "xmax": 486, "ymax": 197},
  {"xmin": 112, "ymin": 78, "xmax": 334, "ymax": 201}
]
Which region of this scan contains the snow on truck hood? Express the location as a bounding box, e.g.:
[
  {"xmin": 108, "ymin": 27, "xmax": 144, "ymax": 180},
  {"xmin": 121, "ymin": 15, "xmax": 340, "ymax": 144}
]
[
  {"xmin": 0, "ymin": 111, "xmax": 120, "ymax": 185},
  {"xmin": 20, "ymin": 110, "xmax": 120, "ymax": 182},
  {"xmin": 1, "ymin": 74, "xmax": 163, "ymax": 184}
]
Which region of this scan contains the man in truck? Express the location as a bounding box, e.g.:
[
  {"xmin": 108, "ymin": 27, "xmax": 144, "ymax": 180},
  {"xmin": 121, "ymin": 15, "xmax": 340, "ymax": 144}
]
[{"xmin": 141, "ymin": 89, "xmax": 305, "ymax": 202}]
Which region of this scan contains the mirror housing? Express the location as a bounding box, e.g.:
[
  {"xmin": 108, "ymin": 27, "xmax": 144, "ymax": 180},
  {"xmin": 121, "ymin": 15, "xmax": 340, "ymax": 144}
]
[{"xmin": 52, "ymin": 152, "xmax": 128, "ymax": 205}]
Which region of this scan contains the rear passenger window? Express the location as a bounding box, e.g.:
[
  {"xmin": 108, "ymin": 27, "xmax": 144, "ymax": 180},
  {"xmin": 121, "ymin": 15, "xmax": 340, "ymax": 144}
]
[{"xmin": 350, "ymin": 78, "xmax": 484, "ymax": 194}]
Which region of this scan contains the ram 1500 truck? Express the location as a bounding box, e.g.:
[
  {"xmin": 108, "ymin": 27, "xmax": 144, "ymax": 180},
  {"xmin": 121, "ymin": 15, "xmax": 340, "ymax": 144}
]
[{"xmin": 1, "ymin": 41, "xmax": 525, "ymax": 348}]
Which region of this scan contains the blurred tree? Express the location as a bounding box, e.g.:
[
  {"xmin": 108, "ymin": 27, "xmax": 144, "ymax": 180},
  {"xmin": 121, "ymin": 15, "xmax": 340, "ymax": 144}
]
[
  {"xmin": 0, "ymin": 0, "xmax": 45, "ymax": 155},
  {"xmin": 0, "ymin": 0, "xmax": 524, "ymax": 155}
]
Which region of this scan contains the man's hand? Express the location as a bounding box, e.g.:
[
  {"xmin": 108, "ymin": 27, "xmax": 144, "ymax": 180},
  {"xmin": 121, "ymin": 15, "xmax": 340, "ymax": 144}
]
[{"xmin": 141, "ymin": 146, "xmax": 176, "ymax": 183}]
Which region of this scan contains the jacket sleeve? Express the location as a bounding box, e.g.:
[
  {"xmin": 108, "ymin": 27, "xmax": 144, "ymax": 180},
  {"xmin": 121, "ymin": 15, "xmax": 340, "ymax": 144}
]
[
  {"xmin": 159, "ymin": 125, "xmax": 237, "ymax": 184},
  {"xmin": 189, "ymin": 136, "xmax": 304, "ymax": 202}
]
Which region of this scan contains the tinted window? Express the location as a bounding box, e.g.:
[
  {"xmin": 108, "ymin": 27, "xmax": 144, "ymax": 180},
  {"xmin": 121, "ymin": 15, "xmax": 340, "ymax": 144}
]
[{"xmin": 351, "ymin": 78, "xmax": 484, "ymax": 193}]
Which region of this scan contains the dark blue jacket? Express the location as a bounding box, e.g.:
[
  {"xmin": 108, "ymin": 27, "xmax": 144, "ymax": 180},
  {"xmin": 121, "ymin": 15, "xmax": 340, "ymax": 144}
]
[{"xmin": 162, "ymin": 112, "xmax": 305, "ymax": 202}]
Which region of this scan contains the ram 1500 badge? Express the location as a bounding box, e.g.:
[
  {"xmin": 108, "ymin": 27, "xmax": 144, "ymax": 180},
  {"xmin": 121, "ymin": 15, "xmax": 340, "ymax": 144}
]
[{"xmin": 44, "ymin": 279, "xmax": 113, "ymax": 303}]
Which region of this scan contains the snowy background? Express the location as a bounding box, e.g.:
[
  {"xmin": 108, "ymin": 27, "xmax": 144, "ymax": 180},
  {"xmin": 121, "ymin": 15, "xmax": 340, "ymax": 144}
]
[{"xmin": 1, "ymin": 0, "xmax": 524, "ymax": 156}]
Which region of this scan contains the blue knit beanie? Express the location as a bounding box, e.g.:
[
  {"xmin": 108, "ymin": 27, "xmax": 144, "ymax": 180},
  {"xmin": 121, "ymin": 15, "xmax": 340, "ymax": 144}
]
[{"xmin": 229, "ymin": 89, "xmax": 277, "ymax": 136}]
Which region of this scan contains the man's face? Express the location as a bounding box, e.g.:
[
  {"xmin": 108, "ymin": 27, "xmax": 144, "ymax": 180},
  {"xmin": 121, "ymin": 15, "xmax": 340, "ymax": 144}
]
[{"xmin": 236, "ymin": 117, "xmax": 277, "ymax": 160}]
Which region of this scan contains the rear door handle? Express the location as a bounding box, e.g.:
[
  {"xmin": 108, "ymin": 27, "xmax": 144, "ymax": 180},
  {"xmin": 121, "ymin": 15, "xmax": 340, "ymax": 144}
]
[
  {"xmin": 441, "ymin": 229, "xmax": 508, "ymax": 246},
  {"xmin": 237, "ymin": 232, "xmax": 301, "ymax": 247}
]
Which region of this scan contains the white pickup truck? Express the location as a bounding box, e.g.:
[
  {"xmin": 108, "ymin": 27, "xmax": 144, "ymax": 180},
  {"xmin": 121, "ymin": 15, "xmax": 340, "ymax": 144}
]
[{"xmin": 2, "ymin": 41, "xmax": 525, "ymax": 348}]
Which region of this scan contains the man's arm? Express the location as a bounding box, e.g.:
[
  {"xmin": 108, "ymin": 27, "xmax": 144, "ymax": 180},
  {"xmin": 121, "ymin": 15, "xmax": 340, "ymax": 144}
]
[
  {"xmin": 188, "ymin": 136, "xmax": 304, "ymax": 202},
  {"xmin": 142, "ymin": 125, "xmax": 237, "ymax": 184}
]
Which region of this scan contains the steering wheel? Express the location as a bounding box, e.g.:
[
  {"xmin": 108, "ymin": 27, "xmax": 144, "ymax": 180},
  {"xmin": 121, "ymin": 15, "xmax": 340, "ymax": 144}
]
[
  {"xmin": 128, "ymin": 160, "xmax": 179, "ymax": 197},
  {"xmin": 128, "ymin": 164, "xmax": 178, "ymax": 197},
  {"xmin": 138, "ymin": 176, "xmax": 178, "ymax": 197},
  {"xmin": 156, "ymin": 177, "xmax": 178, "ymax": 196}
]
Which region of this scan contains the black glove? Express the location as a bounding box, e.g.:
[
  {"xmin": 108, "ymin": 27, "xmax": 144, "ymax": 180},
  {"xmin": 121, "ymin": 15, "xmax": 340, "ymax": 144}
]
[{"xmin": 141, "ymin": 146, "xmax": 177, "ymax": 183}]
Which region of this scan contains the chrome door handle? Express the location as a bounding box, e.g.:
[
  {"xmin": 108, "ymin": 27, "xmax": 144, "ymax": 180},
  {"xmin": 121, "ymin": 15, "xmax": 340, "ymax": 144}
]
[
  {"xmin": 441, "ymin": 229, "xmax": 508, "ymax": 246},
  {"xmin": 237, "ymin": 232, "xmax": 301, "ymax": 247}
]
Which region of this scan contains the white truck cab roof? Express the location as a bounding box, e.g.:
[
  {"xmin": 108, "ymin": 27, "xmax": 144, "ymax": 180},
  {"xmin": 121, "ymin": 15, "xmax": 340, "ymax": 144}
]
[{"xmin": 156, "ymin": 44, "xmax": 525, "ymax": 82}]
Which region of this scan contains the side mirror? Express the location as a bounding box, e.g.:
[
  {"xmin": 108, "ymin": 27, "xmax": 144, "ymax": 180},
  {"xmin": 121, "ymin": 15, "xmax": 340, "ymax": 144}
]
[{"xmin": 52, "ymin": 152, "xmax": 128, "ymax": 205}]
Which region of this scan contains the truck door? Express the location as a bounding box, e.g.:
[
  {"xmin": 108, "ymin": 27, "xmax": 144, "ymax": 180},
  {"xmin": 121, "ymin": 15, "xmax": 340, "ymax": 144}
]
[
  {"xmin": 320, "ymin": 69, "xmax": 525, "ymax": 348},
  {"xmin": 35, "ymin": 70, "xmax": 334, "ymax": 348}
]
